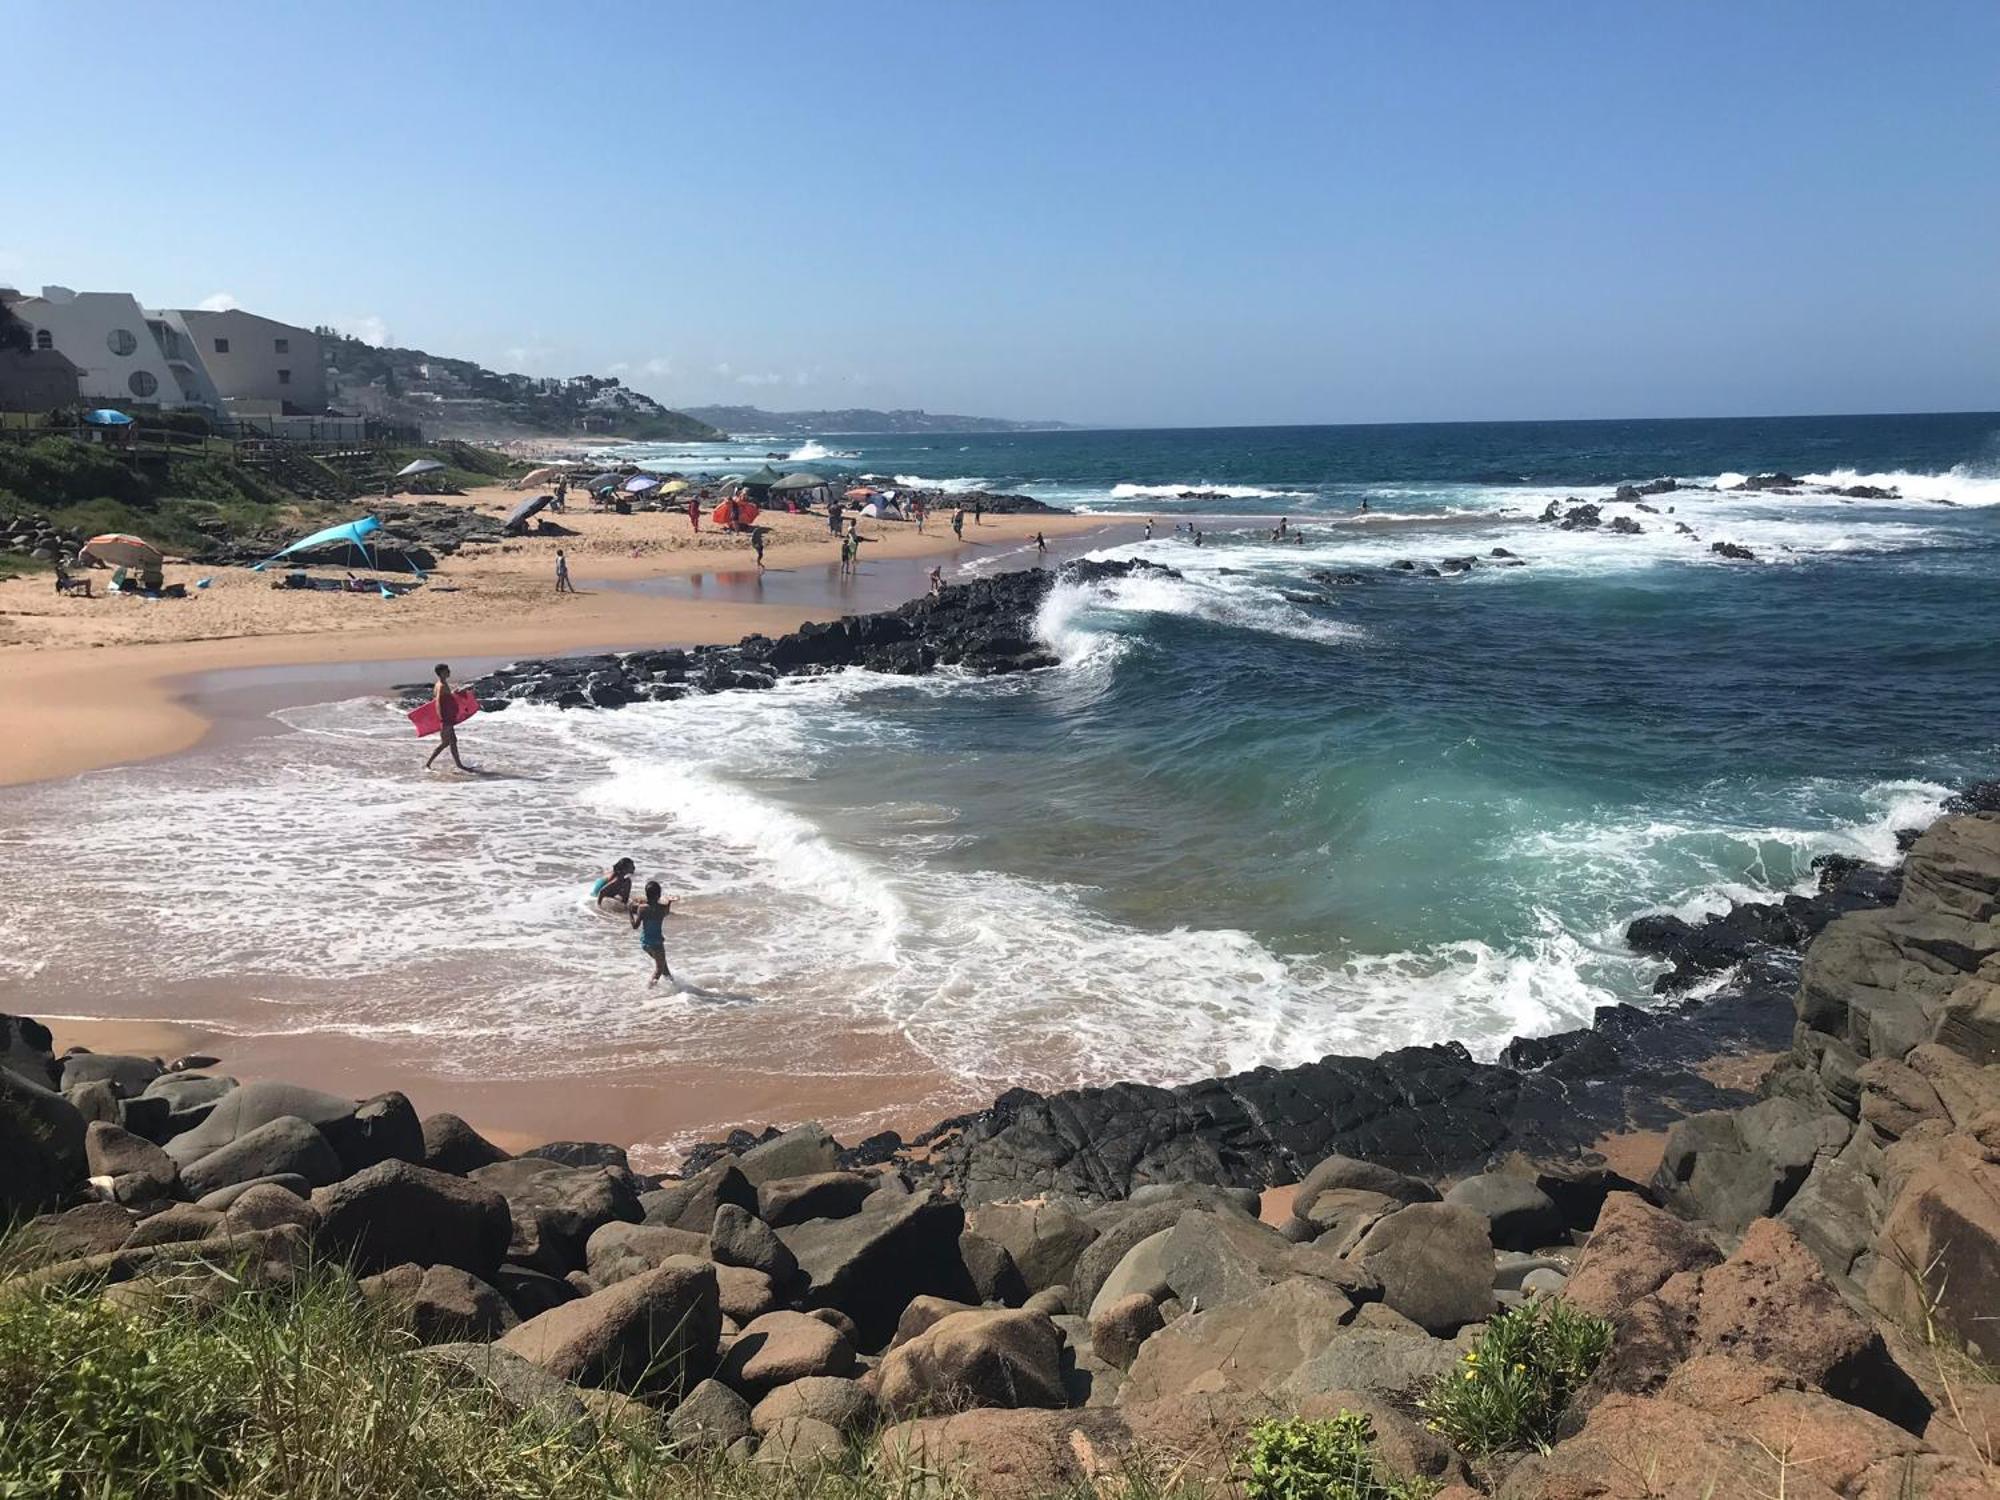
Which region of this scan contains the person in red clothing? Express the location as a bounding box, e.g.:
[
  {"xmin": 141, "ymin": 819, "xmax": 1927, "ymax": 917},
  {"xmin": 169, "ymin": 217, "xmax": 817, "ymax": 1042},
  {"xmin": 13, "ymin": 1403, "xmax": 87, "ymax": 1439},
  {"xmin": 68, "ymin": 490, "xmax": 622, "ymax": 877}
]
[
  {"xmin": 687, "ymin": 496, "xmax": 701, "ymax": 532},
  {"xmin": 423, "ymin": 663, "xmax": 468, "ymax": 772}
]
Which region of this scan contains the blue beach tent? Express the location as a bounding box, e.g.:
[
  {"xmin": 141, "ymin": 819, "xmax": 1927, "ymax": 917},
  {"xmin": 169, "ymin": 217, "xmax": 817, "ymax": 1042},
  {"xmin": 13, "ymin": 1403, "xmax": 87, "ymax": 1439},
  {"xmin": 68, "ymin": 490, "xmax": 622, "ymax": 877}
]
[
  {"xmin": 251, "ymin": 515, "xmax": 385, "ymax": 571},
  {"xmin": 83, "ymin": 409, "xmax": 135, "ymax": 426}
]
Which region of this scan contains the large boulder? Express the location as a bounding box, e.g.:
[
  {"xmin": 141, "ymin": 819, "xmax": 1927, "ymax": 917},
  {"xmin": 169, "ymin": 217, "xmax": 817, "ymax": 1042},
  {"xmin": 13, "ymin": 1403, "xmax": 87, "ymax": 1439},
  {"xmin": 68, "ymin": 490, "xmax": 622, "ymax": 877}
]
[
  {"xmin": 777, "ymin": 1187, "xmax": 968, "ymax": 1348},
  {"xmin": 469, "ymin": 1156, "xmax": 640, "ymax": 1275},
  {"xmin": 1351, "ymin": 1202, "xmax": 1495, "ymax": 1331},
  {"xmin": 967, "ymin": 1200, "xmax": 1100, "ymax": 1293},
  {"xmin": 163, "ymin": 1081, "xmax": 360, "ymax": 1166},
  {"xmin": 360, "ymin": 1263, "xmax": 519, "ymax": 1343},
  {"xmin": 312, "ymin": 1159, "xmax": 511, "ymax": 1276},
  {"xmin": 737, "ymin": 1122, "xmax": 840, "ymax": 1185},
  {"xmin": 879, "ymin": 1391, "xmax": 1458, "ymax": 1500},
  {"xmin": 640, "ymin": 1160, "xmax": 756, "ymax": 1232},
  {"xmin": 1156, "ymin": 1208, "xmax": 1378, "ymax": 1312},
  {"xmin": 1279, "ymin": 1327, "xmax": 1463, "ymax": 1402},
  {"xmin": 584, "ymin": 1221, "xmax": 709, "ymax": 1286},
  {"xmin": 1503, "ymin": 1356, "xmax": 1986, "ymax": 1500},
  {"xmin": 1070, "ymin": 1199, "xmax": 1213, "ymax": 1312},
  {"xmin": 1118, "ymin": 1276, "xmax": 1353, "ymax": 1402},
  {"xmin": 1086, "ymin": 1228, "xmax": 1175, "ymax": 1320},
  {"xmin": 709, "ymin": 1201, "xmax": 798, "ymax": 1285},
  {"xmin": 750, "ymin": 1374, "xmax": 877, "ymax": 1436},
  {"xmin": 418, "ymin": 1342, "xmax": 588, "ymax": 1429},
  {"xmin": 83, "ymin": 1120, "xmax": 178, "ymax": 1204},
  {"xmin": 1292, "ymin": 1153, "xmax": 1439, "ymax": 1224},
  {"xmin": 1087, "ymin": 1292, "xmax": 1164, "ymax": 1371},
  {"xmin": 180, "ymin": 1115, "xmax": 343, "ymax": 1199},
  {"xmin": 1866, "ymin": 1146, "xmax": 2000, "ymax": 1360},
  {"xmin": 23, "ymin": 1202, "xmax": 139, "ymax": 1259},
  {"xmin": 665, "ymin": 1378, "xmax": 751, "ymax": 1451},
  {"xmin": 757, "ymin": 1171, "xmax": 875, "ymax": 1228},
  {"xmin": 717, "ymin": 1309, "xmax": 855, "ymax": 1394},
  {"xmin": 61, "ymin": 1052, "xmax": 163, "ymax": 1098},
  {"xmin": 420, "ymin": 1112, "xmax": 510, "ymax": 1174},
  {"xmin": 1564, "ymin": 1191, "xmax": 1722, "ymax": 1318},
  {"xmin": 1655, "ymin": 1098, "xmax": 1853, "ymax": 1232},
  {"xmin": 497, "ymin": 1257, "xmax": 720, "ymax": 1396},
  {"xmin": 877, "ymin": 1308, "xmax": 1067, "ymax": 1416},
  {"xmin": 958, "ymin": 1229, "xmax": 1028, "ymax": 1305},
  {"xmin": 0, "ymin": 1014, "xmax": 61, "ymax": 1088},
  {"xmin": 1593, "ymin": 1218, "xmax": 1931, "ymax": 1432},
  {"xmin": 1442, "ymin": 1171, "xmax": 1564, "ymax": 1250},
  {"xmin": 0, "ymin": 1055, "xmax": 88, "ymax": 1216}
]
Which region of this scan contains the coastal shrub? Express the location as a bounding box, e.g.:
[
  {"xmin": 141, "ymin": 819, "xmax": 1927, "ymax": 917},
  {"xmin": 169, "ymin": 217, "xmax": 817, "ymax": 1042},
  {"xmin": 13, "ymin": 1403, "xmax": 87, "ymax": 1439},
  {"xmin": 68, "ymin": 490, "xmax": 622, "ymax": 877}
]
[
  {"xmin": 1418, "ymin": 1296, "xmax": 1613, "ymax": 1456},
  {"xmin": 1240, "ymin": 1412, "xmax": 1439, "ymax": 1500}
]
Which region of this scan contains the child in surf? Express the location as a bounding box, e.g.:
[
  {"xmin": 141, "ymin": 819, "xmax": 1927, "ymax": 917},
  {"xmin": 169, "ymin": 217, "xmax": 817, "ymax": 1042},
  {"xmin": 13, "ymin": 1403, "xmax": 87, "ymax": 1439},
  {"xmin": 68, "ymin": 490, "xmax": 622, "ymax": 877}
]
[{"xmin": 630, "ymin": 880, "xmax": 675, "ymax": 987}]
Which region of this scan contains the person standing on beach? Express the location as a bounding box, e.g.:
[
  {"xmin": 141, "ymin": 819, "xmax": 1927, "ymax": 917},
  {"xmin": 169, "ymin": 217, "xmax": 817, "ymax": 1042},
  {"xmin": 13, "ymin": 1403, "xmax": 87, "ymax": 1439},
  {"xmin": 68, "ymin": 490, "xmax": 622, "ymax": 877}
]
[
  {"xmin": 423, "ymin": 663, "xmax": 468, "ymax": 772},
  {"xmin": 1034, "ymin": 531, "xmax": 1047, "ymax": 561},
  {"xmin": 629, "ymin": 880, "xmax": 674, "ymax": 987},
  {"xmin": 553, "ymin": 475, "xmax": 567, "ymax": 511},
  {"xmin": 1144, "ymin": 517, "xmax": 1154, "ymax": 540},
  {"xmin": 951, "ymin": 506, "xmax": 965, "ymax": 540},
  {"xmin": 554, "ymin": 549, "xmax": 575, "ymax": 593},
  {"xmin": 687, "ymin": 497, "xmax": 701, "ymax": 532},
  {"xmin": 752, "ymin": 527, "xmax": 767, "ymax": 569},
  {"xmin": 974, "ymin": 499, "xmax": 985, "ymax": 526}
]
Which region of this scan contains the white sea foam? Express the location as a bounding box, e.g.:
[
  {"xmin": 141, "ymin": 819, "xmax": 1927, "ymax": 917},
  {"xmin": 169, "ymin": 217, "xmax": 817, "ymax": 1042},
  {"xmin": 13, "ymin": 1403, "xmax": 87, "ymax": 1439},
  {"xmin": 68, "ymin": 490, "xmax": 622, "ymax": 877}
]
[
  {"xmin": 1107, "ymin": 482, "xmax": 1318, "ymax": 501},
  {"xmin": 785, "ymin": 439, "xmax": 859, "ymax": 462},
  {"xmin": 1797, "ymin": 466, "xmax": 2000, "ymax": 506},
  {"xmin": 890, "ymin": 473, "xmax": 990, "ymax": 493},
  {"xmin": 1038, "ymin": 567, "xmax": 1367, "ymax": 650}
]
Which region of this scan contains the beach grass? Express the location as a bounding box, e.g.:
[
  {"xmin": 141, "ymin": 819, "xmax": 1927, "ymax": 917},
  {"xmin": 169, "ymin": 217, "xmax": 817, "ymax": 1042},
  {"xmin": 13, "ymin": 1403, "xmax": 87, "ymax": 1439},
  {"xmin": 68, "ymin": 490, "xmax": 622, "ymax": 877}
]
[{"xmin": 0, "ymin": 1239, "xmax": 1223, "ymax": 1500}]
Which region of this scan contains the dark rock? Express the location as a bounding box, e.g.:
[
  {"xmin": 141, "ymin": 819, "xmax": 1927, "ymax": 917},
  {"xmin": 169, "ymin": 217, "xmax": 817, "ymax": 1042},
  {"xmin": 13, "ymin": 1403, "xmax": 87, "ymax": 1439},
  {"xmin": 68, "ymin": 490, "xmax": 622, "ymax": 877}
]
[
  {"xmin": 419, "ymin": 1342, "xmax": 588, "ymax": 1429},
  {"xmin": 470, "ymin": 1156, "xmax": 641, "ymax": 1276},
  {"xmin": 1563, "ymin": 1191, "xmax": 1721, "ymax": 1318},
  {"xmin": 667, "ymin": 1378, "xmax": 753, "ymax": 1451},
  {"xmin": 1351, "ymin": 1203, "xmax": 1494, "ymax": 1331},
  {"xmin": 498, "ymin": 1257, "xmax": 720, "ymax": 1397},
  {"xmin": 718, "ymin": 1309, "xmax": 856, "ymax": 1393},
  {"xmin": 221, "ymin": 1182, "xmax": 320, "ymax": 1236},
  {"xmin": 194, "ymin": 1174, "xmax": 311, "ymax": 1211},
  {"xmin": 777, "ymin": 1188, "xmax": 969, "ymax": 1349},
  {"xmin": 966, "ymin": 1200, "xmax": 1100, "ymax": 1294},
  {"xmin": 61, "ymin": 1052, "xmax": 163, "ymax": 1097},
  {"xmin": 1606, "ymin": 515, "xmax": 1643, "ymax": 535},
  {"xmin": 1655, "ymin": 1097, "xmax": 1851, "ymax": 1232},
  {"xmin": 124, "ymin": 1203, "xmax": 224, "ymax": 1248},
  {"xmin": 522, "ymin": 1140, "xmax": 631, "ymax": 1172},
  {"xmin": 640, "ymin": 1160, "xmax": 757, "ymax": 1232},
  {"xmin": 162, "ymin": 1081, "xmax": 360, "ymax": 1167},
  {"xmin": 180, "ymin": 1115, "xmax": 343, "ymax": 1199},
  {"xmin": 492, "ymin": 1263, "xmax": 579, "ymax": 1320},
  {"xmin": 420, "ymin": 1112, "xmax": 511, "ymax": 1174},
  {"xmin": 750, "ymin": 1375, "xmax": 877, "ymax": 1437},
  {"xmin": 313, "ymin": 1159, "xmax": 512, "ymax": 1275},
  {"xmin": 710, "ymin": 1201, "xmax": 799, "ymax": 1285},
  {"xmin": 1088, "ymin": 1292, "xmax": 1164, "ymax": 1370},
  {"xmin": 584, "ymin": 1221, "xmax": 710, "ymax": 1286},
  {"xmin": 757, "ymin": 1170, "xmax": 875, "ymax": 1227},
  {"xmin": 877, "ymin": 1308, "xmax": 1066, "ymax": 1416},
  {"xmin": 361, "ymin": 1263, "xmax": 518, "ymax": 1343},
  {"xmin": 1442, "ymin": 1172, "xmax": 1564, "ymax": 1250},
  {"xmin": 1710, "ymin": 540, "xmax": 1756, "ymax": 560},
  {"xmin": 0, "ymin": 1056, "xmax": 87, "ymax": 1216},
  {"xmin": 958, "ymin": 1229, "xmax": 1028, "ymax": 1305},
  {"xmin": 84, "ymin": 1120, "xmax": 179, "ymax": 1204}
]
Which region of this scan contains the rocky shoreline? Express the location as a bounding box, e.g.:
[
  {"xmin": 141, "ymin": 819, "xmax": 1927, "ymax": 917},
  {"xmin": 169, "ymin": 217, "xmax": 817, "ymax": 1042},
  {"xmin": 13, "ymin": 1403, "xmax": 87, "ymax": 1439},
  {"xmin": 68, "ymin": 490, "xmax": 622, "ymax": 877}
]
[{"xmin": 3, "ymin": 799, "xmax": 1995, "ymax": 1494}]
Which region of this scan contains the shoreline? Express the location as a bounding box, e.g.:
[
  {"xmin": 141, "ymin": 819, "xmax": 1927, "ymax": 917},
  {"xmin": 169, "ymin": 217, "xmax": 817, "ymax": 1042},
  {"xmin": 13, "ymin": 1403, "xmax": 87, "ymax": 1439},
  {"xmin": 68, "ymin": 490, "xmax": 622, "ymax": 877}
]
[{"xmin": 0, "ymin": 501, "xmax": 1134, "ymax": 787}]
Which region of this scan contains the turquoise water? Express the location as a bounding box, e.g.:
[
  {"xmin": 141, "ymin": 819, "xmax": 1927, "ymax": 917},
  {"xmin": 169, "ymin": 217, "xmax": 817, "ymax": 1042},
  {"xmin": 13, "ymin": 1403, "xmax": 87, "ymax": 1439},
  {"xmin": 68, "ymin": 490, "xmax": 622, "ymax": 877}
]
[{"xmin": 2, "ymin": 414, "xmax": 1996, "ymax": 1141}]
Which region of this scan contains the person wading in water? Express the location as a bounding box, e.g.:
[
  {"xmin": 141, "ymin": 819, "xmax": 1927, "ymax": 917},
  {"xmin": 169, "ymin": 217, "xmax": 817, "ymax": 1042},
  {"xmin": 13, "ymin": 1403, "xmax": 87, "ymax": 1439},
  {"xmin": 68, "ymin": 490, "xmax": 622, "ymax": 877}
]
[{"xmin": 424, "ymin": 663, "xmax": 468, "ymax": 772}]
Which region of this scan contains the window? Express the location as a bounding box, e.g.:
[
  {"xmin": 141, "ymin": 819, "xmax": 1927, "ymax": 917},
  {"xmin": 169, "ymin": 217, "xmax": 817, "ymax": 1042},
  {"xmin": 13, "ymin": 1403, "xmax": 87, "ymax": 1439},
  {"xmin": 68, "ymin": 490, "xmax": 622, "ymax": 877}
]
[
  {"xmin": 106, "ymin": 328, "xmax": 138, "ymax": 356},
  {"xmin": 277, "ymin": 369, "xmax": 291, "ymax": 385},
  {"xmin": 213, "ymin": 337, "xmax": 230, "ymax": 354},
  {"xmin": 128, "ymin": 370, "xmax": 158, "ymax": 398},
  {"xmin": 274, "ymin": 338, "xmax": 289, "ymax": 353},
  {"xmin": 34, "ymin": 329, "xmax": 51, "ymax": 350}
]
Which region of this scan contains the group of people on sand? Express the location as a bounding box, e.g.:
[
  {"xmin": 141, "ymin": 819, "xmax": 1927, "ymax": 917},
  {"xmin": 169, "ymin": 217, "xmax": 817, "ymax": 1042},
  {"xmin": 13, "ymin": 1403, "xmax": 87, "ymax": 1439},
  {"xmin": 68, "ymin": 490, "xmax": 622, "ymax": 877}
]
[{"xmin": 591, "ymin": 856, "xmax": 677, "ymax": 985}]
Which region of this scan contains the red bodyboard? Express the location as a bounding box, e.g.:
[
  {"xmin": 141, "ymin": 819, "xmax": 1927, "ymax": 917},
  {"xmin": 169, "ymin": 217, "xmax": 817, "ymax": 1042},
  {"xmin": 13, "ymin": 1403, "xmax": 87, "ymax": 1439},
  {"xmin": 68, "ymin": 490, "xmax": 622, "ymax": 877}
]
[{"xmin": 408, "ymin": 689, "xmax": 481, "ymax": 737}]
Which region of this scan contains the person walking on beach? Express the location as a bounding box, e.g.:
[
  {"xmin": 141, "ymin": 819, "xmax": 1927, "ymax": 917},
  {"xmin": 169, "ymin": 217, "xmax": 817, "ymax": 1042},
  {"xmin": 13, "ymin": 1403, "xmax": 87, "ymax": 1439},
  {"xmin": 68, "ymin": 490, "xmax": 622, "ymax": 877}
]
[
  {"xmin": 593, "ymin": 857, "xmax": 637, "ymax": 909},
  {"xmin": 974, "ymin": 499, "xmax": 985, "ymax": 526},
  {"xmin": 630, "ymin": 881, "xmax": 674, "ymax": 986},
  {"xmin": 553, "ymin": 475, "xmax": 568, "ymax": 511},
  {"xmin": 423, "ymin": 663, "xmax": 468, "ymax": 772},
  {"xmin": 554, "ymin": 549, "xmax": 575, "ymax": 593},
  {"xmin": 1034, "ymin": 531, "xmax": 1047, "ymax": 561},
  {"xmin": 752, "ymin": 527, "xmax": 767, "ymax": 569},
  {"xmin": 687, "ymin": 497, "xmax": 701, "ymax": 533},
  {"xmin": 914, "ymin": 497, "xmax": 927, "ymax": 532},
  {"xmin": 951, "ymin": 506, "xmax": 965, "ymax": 540}
]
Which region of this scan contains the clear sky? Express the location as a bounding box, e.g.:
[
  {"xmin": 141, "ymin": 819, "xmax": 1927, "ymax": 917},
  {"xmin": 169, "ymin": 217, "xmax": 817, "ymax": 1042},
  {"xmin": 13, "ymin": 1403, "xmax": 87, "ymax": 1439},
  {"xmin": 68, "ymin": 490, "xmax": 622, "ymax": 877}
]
[{"xmin": 6, "ymin": 1, "xmax": 1996, "ymax": 427}]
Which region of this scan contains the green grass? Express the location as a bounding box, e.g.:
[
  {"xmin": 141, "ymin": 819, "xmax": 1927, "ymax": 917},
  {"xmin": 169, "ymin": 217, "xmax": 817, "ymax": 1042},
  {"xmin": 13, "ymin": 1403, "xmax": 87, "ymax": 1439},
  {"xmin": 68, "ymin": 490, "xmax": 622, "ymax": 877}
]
[
  {"xmin": 0, "ymin": 1244, "xmax": 1231, "ymax": 1500},
  {"xmin": 1418, "ymin": 1296, "xmax": 1613, "ymax": 1458}
]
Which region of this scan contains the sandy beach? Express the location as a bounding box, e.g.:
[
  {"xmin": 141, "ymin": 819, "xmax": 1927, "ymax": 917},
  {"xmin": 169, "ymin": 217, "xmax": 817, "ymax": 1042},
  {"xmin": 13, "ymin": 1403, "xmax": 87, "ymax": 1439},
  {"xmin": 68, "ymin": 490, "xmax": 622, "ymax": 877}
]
[{"xmin": 0, "ymin": 487, "xmax": 1122, "ymax": 786}]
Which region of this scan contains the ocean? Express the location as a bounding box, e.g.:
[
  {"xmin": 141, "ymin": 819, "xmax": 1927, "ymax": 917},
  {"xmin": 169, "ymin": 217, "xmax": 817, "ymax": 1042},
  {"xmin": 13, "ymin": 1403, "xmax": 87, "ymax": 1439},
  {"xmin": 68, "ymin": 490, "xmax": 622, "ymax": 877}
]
[{"xmin": 4, "ymin": 413, "xmax": 1997, "ymax": 1154}]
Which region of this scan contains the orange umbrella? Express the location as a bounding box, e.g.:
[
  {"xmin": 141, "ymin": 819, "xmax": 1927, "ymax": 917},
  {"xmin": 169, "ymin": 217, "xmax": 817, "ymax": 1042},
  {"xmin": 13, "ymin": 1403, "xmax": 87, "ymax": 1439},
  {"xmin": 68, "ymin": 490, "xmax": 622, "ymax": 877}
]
[
  {"xmin": 844, "ymin": 486, "xmax": 878, "ymax": 501},
  {"xmin": 711, "ymin": 499, "xmax": 760, "ymax": 527},
  {"xmin": 79, "ymin": 533, "xmax": 163, "ymax": 570}
]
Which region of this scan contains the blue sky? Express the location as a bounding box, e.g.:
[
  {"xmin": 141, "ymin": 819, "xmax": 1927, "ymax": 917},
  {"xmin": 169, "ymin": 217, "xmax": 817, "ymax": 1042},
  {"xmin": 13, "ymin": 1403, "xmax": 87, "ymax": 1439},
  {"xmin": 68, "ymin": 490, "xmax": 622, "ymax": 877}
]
[{"xmin": 6, "ymin": 1, "xmax": 1995, "ymax": 427}]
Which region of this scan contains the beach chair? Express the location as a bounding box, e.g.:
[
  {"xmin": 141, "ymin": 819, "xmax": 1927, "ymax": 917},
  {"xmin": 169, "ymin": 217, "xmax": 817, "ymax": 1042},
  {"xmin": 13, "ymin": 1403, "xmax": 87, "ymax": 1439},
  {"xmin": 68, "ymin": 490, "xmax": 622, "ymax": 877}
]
[{"xmin": 53, "ymin": 563, "xmax": 92, "ymax": 597}]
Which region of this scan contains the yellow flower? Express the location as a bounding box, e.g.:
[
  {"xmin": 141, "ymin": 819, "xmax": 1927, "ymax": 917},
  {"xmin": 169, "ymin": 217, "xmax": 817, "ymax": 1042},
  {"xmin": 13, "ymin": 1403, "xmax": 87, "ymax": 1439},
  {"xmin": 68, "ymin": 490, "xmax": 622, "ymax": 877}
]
[{"xmin": 1462, "ymin": 1369, "xmax": 1477, "ymax": 1380}]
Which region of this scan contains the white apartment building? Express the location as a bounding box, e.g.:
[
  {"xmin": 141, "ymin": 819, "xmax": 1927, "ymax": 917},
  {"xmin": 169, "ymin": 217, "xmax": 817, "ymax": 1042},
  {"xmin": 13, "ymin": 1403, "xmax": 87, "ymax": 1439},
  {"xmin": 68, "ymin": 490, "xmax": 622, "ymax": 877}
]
[{"xmin": 6, "ymin": 287, "xmax": 219, "ymax": 409}]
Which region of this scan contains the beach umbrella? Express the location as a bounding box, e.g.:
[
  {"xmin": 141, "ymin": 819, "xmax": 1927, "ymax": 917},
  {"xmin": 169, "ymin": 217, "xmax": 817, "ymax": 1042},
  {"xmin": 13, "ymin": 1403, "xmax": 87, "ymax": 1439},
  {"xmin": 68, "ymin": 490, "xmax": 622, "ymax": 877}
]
[
  {"xmin": 659, "ymin": 478, "xmax": 691, "ymax": 495},
  {"xmin": 503, "ymin": 494, "xmax": 551, "ymax": 534},
  {"xmin": 623, "ymin": 473, "xmax": 662, "ymax": 493},
  {"xmin": 513, "ymin": 464, "xmax": 565, "ymax": 489},
  {"xmin": 395, "ymin": 459, "xmax": 447, "ymax": 479},
  {"xmin": 252, "ymin": 515, "xmax": 383, "ymax": 571},
  {"xmin": 711, "ymin": 498, "xmax": 761, "ymax": 527},
  {"xmin": 79, "ymin": 533, "xmax": 162, "ymax": 569},
  {"xmin": 770, "ymin": 472, "xmax": 828, "ymax": 493},
  {"xmin": 588, "ymin": 473, "xmax": 628, "ymax": 495},
  {"xmin": 844, "ymin": 486, "xmax": 879, "ymax": 501},
  {"xmin": 82, "ymin": 409, "xmax": 135, "ymax": 427}
]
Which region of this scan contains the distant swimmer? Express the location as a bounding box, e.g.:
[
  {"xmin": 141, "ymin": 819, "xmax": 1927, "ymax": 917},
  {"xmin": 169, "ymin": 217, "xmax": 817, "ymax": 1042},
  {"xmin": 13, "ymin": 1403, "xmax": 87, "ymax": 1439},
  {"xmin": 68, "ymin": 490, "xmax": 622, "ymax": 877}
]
[
  {"xmin": 1144, "ymin": 517, "xmax": 1154, "ymax": 540},
  {"xmin": 1360, "ymin": 497, "xmax": 1371, "ymax": 514},
  {"xmin": 630, "ymin": 880, "xmax": 675, "ymax": 987},
  {"xmin": 593, "ymin": 857, "xmax": 637, "ymax": 909},
  {"xmin": 423, "ymin": 663, "xmax": 468, "ymax": 773}
]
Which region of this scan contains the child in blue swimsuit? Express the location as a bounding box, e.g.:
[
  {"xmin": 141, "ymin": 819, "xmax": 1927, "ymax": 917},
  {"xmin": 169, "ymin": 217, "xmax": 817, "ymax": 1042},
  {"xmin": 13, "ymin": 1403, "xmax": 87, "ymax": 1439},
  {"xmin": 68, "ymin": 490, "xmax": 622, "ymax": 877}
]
[{"xmin": 629, "ymin": 880, "xmax": 674, "ymax": 987}]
